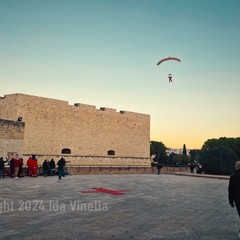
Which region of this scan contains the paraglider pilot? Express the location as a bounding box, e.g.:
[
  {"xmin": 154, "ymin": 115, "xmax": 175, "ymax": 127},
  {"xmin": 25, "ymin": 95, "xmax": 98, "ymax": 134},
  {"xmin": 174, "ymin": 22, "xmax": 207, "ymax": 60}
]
[{"xmin": 168, "ymin": 74, "xmax": 173, "ymax": 83}]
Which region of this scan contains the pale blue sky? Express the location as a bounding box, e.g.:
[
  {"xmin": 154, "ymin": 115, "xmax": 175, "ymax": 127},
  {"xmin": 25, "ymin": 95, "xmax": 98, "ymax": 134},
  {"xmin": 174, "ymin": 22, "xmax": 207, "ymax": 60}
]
[{"xmin": 0, "ymin": 0, "xmax": 240, "ymax": 149}]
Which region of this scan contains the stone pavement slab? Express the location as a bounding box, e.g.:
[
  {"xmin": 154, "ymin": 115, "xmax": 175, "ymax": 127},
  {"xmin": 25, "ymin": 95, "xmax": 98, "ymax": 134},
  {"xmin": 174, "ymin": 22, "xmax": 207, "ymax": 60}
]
[{"xmin": 0, "ymin": 174, "xmax": 238, "ymax": 240}]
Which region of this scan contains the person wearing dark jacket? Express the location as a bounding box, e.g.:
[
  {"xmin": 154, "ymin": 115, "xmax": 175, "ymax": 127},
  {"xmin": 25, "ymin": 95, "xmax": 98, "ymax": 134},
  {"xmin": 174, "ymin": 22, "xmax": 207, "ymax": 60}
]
[
  {"xmin": 42, "ymin": 160, "xmax": 50, "ymax": 177},
  {"xmin": 228, "ymin": 161, "xmax": 240, "ymax": 238},
  {"xmin": 17, "ymin": 158, "xmax": 23, "ymax": 177},
  {"xmin": 0, "ymin": 157, "xmax": 8, "ymax": 178},
  {"xmin": 9, "ymin": 158, "xmax": 15, "ymax": 177},
  {"xmin": 49, "ymin": 158, "xmax": 56, "ymax": 175},
  {"xmin": 57, "ymin": 157, "xmax": 65, "ymax": 180},
  {"xmin": 157, "ymin": 162, "xmax": 163, "ymax": 175}
]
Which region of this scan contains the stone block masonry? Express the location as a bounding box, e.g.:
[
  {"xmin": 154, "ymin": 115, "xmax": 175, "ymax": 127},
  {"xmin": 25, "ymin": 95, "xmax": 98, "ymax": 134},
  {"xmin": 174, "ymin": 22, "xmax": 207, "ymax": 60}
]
[
  {"xmin": 0, "ymin": 119, "xmax": 25, "ymax": 157},
  {"xmin": 0, "ymin": 93, "xmax": 151, "ymax": 166}
]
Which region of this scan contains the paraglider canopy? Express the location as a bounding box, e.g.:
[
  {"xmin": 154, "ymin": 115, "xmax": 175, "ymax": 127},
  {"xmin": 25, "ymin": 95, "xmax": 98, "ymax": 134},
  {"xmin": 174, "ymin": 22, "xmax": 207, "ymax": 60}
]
[{"xmin": 157, "ymin": 57, "xmax": 181, "ymax": 66}]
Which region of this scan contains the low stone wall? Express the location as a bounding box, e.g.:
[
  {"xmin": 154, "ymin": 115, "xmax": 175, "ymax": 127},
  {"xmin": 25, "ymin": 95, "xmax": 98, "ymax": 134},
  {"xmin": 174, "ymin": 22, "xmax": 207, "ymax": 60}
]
[
  {"xmin": 66, "ymin": 165, "xmax": 155, "ymax": 175},
  {"xmin": 50, "ymin": 165, "xmax": 189, "ymax": 175},
  {"xmin": 161, "ymin": 166, "xmax": 189, "ymax": 174}
]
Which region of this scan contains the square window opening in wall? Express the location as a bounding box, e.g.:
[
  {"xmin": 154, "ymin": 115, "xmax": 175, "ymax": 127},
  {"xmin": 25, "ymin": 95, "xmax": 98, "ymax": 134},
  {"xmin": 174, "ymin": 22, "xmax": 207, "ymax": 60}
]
[
  {"xmin": 107, "ymin": 150, "xmax": 115, "ymax": 156},
  {"xmin": 61, "ymin": 148, "xmax": 71, "ymax": 154}
]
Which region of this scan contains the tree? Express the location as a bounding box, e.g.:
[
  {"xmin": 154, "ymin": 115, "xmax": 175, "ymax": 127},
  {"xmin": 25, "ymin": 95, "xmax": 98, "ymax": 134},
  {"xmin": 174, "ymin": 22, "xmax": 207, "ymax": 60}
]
[
  {"xmin": 150, "ymin": 141, "xmax": 168, "ymax": 163},
  {"xmin": 167, "ymin": 152, "xmax": 179, "ymax": 165},
  {"xmin": 200, "ymin": 146, "xmax": 238, "ymax": 175},
  {"xmin": 182, "ymin": 144, "xmax": 188, "ymax": 165},
  {"xmin": 202, "ymin": 137, "xmax": 240, "ymax": 159},
  {"xmin": 189, "ymin": 149, "xmax": 201, "ymax": 163},
  {"xmin": 182, "ymin": 144, "xmax": 187, "ymax": 156}
]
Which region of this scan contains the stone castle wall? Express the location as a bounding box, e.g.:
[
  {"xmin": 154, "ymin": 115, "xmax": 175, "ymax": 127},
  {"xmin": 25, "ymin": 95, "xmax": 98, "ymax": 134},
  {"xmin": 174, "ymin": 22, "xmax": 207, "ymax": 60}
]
[
  {"xmin": 0, "ymin": 119, "xmax": 25, "ymax": 157},
  {"xmin": 0, "ymin": 93, "xmax": 151, "ymax": 165}
]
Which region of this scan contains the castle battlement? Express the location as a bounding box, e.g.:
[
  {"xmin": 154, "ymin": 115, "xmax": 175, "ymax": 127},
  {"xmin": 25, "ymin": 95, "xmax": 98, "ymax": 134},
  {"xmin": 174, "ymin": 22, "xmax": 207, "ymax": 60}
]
[
  {"xmin": 100, "ymin": 107, "xmax": 116, "ymax": 113},
  {"xmin": 0, "ymin": 93, "xmax": 148, "ymax": 117},
  {"xmin": 74, "ymin": 103, "xmax": 96, "ymax": 110}
]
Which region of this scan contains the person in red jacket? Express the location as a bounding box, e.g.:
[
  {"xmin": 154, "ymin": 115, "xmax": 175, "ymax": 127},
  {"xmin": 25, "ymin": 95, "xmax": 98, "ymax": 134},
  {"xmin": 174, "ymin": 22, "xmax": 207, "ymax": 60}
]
[
  {"xmin": 27, "ymin": 156, "xmax": 33, "ymax": 176},
  {"xmin": 31, "ymin": 155, "xmax": 38, "ymax": 177}
]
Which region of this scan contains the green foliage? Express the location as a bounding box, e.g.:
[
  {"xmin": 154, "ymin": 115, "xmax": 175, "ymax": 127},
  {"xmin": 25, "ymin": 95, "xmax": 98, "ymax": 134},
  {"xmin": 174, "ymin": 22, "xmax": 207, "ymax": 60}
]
[
  {"xmin": 182, "ymin": 144, "xmax": 187, "ymax": 156},
  {"xmin": 166, "ymin": 152, "xmax": 189, "ymax": 166},
  {"xmin": 200, "ymin": 146, "xmax": 238, "ymax": 175},
  {"xmin": 167, "ymin": 153, "xmax": 179, "ymax": 165},
  {"xmin": 181, "ymin": 154, "xmax": 189, "ymax": 165},
  {"xmin": 202, "ymin": 137, "xmax": 240, "ymax": 159},
  {"xmin": 150, "ymin": 141, "xmax": 168, "ymax": 163},
  {"xmin": 182, "ymin": 144, "xmax": 188, "ymax": 165},
  {"xmin": 149, "ymin": 137, "xmax": 240, "ymax": 172},
  {"xmin": 189, "ymin": 149, "xmax": 201, "ymax": 163}
]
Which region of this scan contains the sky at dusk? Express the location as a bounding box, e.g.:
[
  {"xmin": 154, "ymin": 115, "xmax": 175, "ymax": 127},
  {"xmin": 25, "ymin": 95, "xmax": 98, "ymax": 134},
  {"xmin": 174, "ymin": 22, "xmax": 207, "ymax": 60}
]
[{"xmin": 0, "ymin": 0, "xmax": 240, "ymax": 149}]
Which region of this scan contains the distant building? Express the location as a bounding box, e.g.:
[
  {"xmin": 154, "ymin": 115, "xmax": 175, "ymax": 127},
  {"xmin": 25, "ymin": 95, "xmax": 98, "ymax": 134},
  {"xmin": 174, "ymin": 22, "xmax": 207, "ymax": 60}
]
[
  {"xmin": 166, "ymin": 148, "xmax": 190, "ymax": 156},
  {"xmin": 0, "ymin": 93, "xmax": 151, "ymax": 166}
]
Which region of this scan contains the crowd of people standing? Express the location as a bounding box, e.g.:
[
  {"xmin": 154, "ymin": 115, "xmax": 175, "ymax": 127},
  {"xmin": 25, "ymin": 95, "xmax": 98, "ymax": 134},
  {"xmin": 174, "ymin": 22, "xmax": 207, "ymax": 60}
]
[
  {"xmin": 42, "ymin": 158, "xmax": 56, "ymax": 176},
  {"xmin": 0, "ymin": 154, "xmax": 68, "ymax": 180},
  {"xmin": 0, "ymin": 154, "xmax": 24, "ymax": 179}
]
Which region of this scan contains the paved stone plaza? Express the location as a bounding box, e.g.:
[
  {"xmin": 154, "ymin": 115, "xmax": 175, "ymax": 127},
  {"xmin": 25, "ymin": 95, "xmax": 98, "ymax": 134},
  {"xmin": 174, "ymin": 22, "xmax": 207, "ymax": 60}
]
[{"xmin": 0, "ymin": 174, "xmax": 238, "ymax": 240}]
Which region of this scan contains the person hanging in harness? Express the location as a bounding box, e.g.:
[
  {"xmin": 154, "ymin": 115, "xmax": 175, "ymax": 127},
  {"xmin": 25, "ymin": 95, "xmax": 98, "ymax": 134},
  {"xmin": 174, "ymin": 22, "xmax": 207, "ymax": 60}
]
[{"xmin": 168, "ymin": 74, "xmax": 173, "ymax": 83}]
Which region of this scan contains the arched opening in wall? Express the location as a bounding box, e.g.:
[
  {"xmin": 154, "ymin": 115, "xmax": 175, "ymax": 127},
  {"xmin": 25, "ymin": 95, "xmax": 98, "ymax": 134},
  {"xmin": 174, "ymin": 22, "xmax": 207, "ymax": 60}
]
[
  {"xmin": 107, "ymin": 150, "xmax": 115, "ymax": 156},
  {"xmin": 61, "ymin": 148, "xmax": 71, "ymax": 154}
]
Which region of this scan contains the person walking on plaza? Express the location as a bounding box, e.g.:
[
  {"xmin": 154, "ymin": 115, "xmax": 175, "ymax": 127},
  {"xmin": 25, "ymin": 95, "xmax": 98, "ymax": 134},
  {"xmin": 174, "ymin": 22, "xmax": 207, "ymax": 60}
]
[
  {"xmin": 0, "ymin": 157, "xmax": 8, "ymax": 178},
  {"xmin": 157, "ymin": 162, "xmax": 163, "ymax": 175},
  {"xmin": 228, "ymin": 161, "xmax": 240, "ymax": 238},
  {"xmin": 57, "ymin": 157, "xmax": 65, "ymax": 180},
  {"xmin": 189, "ymin": 162, "xmax": 195, "ymax": 173}
]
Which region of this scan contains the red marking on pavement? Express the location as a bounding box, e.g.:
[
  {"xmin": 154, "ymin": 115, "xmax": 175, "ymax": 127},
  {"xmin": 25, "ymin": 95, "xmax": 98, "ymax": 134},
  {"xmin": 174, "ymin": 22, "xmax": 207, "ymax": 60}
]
[
  {"xmin": 80, "ymin": 188, "xmax": 133, "ymax": 195},
  {"xmin": 93, "ymin": 188, "xmax": 124, "ymax": 195}
]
